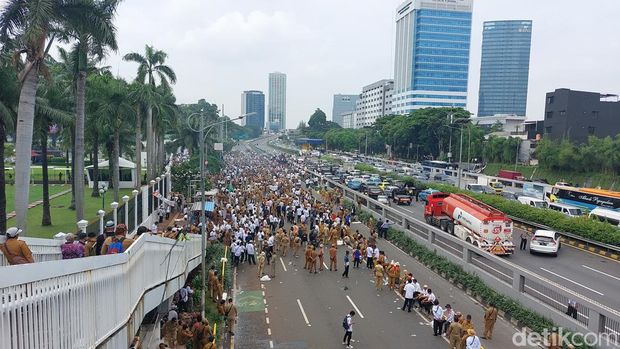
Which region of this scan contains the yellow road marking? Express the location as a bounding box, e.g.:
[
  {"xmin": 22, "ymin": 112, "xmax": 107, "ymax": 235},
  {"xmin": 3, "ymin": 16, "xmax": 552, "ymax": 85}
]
[{"xmin": 562, "ymin": 243, "xmax": 620, "ymax": 264}]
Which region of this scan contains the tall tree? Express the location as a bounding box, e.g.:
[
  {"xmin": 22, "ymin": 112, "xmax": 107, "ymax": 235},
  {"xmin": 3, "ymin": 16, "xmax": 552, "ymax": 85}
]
[
  {"xmin": 62, "ymin": 0, "xmax": 120, "ymax": 221},
  {"xmin": 123, "ymin": 45, "xmax": 176, "ymax": 181},
  {"xmin": 0, "ymin": 58, "xmax": 18, "ymax": 232},
  {"xmin": 0, "ymin": 0, "xmax": 103, "ymax": 231}
]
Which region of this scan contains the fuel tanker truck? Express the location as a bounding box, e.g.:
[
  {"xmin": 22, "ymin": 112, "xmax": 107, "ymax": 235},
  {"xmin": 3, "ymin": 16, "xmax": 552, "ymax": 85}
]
[{"xmin": 424, "ymin": 192, "xmax": 515, "ymax": 255}]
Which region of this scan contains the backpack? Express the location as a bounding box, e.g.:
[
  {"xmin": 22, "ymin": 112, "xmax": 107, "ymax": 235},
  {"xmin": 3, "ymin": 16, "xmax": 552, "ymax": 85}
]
[
  {"xmin": 107, "ymin": 237, "xmax": 124, "ymax": 254},
  {"xmin": 342, "ymin": 315, "xmax": 349, "ymax": 330}
]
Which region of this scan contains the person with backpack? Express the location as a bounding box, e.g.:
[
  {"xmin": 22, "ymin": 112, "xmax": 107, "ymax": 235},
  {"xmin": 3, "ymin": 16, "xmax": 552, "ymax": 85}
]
[
  {"xmin": 101, "ymin": 224, "xmax": 134, "ymax": 255},
  {"xmin": 342, "ymin": 310, "xmax": 355, "ymax": 348},
  {"xmin": 96, "ymin": 221, "xmax": 115, "ymax": 255}
]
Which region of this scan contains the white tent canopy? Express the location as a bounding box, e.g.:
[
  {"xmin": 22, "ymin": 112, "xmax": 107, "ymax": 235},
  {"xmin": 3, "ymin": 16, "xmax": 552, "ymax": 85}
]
[{"xmin": 86, "ymin": 157, "xmax": 136, "ymax": 169}]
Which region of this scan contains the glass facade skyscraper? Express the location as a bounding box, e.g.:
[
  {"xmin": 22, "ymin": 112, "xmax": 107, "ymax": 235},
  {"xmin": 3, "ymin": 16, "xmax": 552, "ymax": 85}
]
[
  {"xmin": 241, "ymin": 90, "xmax": 265, "ymax": 130},
  {"xmin": 268, "ymin": 72, "xmax": 287, "ymax": 131},
  {"xmin": 393, "ymin": 0, "xmax": 473, "ymax": 115},
  {"xmin": 477, "ymin": 20, "xmax": 532, "ymax": 117}
]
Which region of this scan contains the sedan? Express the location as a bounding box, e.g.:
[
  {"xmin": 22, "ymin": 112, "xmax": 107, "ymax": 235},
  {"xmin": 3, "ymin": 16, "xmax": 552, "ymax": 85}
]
[
  {"xmin": 529, "ymin": 230, "xmax": 561, "ymax": 256},
  {"xmin": 418, "ymin": 188, "xmax": 440, "ymax": 202}
]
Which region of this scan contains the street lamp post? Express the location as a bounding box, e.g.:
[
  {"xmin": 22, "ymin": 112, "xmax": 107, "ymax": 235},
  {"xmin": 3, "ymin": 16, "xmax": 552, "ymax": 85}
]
[
  {"xmin": 187, "ymin": 110, "xmax": 254, "ymax": 318},
  {"xmin": 98, "ymin": 184, "xmax": 107, "ymax": 210}
]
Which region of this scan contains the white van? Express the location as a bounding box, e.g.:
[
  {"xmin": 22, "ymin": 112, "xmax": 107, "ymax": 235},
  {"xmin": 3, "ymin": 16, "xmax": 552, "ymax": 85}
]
[
  {"xmin": 589, "ymin": 208, "xmax": 620, "ymax": 227},
  {"xmin": 518, "ymin": 196, "xmax": 548, "ymax": 209},
  {"xmin": 548, "ymin": 202, "xmax": 583, "ymax": 217}
]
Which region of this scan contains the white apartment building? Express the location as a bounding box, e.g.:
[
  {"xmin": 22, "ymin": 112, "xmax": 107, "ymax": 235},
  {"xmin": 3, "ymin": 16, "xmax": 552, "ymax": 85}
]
[{"xmin": 354, "ymin": 79, "xmax": 393, "ymax": 129}]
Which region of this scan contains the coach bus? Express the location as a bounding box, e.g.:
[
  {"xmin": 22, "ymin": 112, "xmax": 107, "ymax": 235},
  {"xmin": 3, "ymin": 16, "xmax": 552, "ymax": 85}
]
[{"xmin": 550, "ymin": 185, "xmax": 620, "ymax": 211}]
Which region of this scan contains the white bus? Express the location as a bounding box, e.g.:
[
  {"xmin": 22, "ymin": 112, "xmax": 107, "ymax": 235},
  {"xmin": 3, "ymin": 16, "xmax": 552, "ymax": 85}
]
[{"xmin": 589, "ymin": 208, "xmax": 620, "ymax": 227}]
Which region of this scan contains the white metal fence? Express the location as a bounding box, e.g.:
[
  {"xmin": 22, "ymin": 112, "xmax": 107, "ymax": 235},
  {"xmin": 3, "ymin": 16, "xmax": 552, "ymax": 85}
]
[{"xmin": 0, "ymin": 233, "xmax": 202, "ymax": 349}]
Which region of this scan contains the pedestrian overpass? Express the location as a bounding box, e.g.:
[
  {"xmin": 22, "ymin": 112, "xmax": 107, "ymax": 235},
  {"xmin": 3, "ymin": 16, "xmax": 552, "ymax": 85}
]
[{"xmin": 0, "ymin": 172, "xmax": 205, "ymax": 348}]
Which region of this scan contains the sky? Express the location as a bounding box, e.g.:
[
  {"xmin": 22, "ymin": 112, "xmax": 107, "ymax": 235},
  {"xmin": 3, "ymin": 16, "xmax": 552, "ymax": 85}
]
[{"xmin": 90, "ymin": 0, "xmax": 620, "ymax": 125}]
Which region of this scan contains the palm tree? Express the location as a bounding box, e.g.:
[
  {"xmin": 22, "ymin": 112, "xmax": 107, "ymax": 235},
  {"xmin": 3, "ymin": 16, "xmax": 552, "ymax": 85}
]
[
  {"xmin": 123, "ymin": 45, "xmax": 176, "ymax": 181},
  {"xmin": 128, "ymin": 82, "xmax": 157, "ymax": 188},
  {"xmin": 92, "ymin": 73, "xmax": 134, "ymax": 202},
  {"xmin": 62, "ymin": 0, "xmax": 120, "ymax": 221},
  {"xmin": 0, "ymin": 58, "xmax": 19, "ymax": 232},
  {"xmin": 0, "ymin": 0, "xmax": 104, "ymax": 230}
]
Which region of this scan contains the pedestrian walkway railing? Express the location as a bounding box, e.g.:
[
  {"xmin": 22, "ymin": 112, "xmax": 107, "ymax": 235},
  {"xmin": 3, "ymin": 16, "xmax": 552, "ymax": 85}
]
[
  {"xmin": 306, "ymin": 167, "xmax": 620, "ymax": 349},
  {"xmin": 0, "ymin": 237, "xmax": 63, "ymax": 267},
  {"xmin": 0, "ymin": 233, "xmax": 202, "ymax": 349}
]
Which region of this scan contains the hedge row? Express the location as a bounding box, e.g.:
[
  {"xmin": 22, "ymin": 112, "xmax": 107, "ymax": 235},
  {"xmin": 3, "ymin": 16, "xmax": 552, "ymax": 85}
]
[
  {"xmin": 416, "ymin": 182, "xmax": 620, "ymax": 246},
  {"xmin": 344, "ymin": 200, "xmax": 592, "ymax": 349}
]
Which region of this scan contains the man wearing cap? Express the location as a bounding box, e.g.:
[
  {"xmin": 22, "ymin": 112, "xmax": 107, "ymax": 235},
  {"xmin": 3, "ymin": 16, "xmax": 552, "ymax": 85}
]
[
  {"xmin": 61, "ymin": 233, "xmax": 84, "ymax": 259},
  {"xmin": 0, "ymin": 227, "xmax": 34, "ymax": 265},
  {"xmin": 447, "ymin": 313, "xmax": 463, "ymax": 349},
  {"xmin": 96, "ymin": 221, "xmax": 115, "ymax": 255}
]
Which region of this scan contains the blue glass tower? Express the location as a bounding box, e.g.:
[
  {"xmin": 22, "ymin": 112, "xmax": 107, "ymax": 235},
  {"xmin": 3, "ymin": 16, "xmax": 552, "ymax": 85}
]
[
  {"xmin": 393, "ymin": 0, "xmax": 473, "ymax": 115},
  {"xmin": 477, "ymin": 20, "xmax": 532, "ymax": 117},
  {"xmin": 241, "ymin": 90, "xmax": 265, "ymax": 129}
]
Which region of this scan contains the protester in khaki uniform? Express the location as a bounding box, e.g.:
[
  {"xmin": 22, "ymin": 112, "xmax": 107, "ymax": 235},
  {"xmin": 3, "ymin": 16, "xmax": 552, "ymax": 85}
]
[
  {"xmin": 224, "ymin": 298, "xmax": 237, "ymax": 335},
  {"xmin": 303, "ymin": 245, "xmax": 312, "ymax": 269},
  {"xmin": 293, "ymin": 235, "xmax": 301, "ymax": 258},
  {"xmin": 0, "ymin": 227, "xmax": 34, "ymax": 264},
  {"xmin": 281, "ymin": 234, "xmax": 289, "ymax": 257},
  {"xmin": 202, "ymin": 337, "xmax": 216, "ymax": 349},
  {"xmin": 547, "ymin": 328, "xmax": 562, "ymax": 349},
  {"xmin": 309, "ymin": 246, "xmax": 318, "ymax": 274},
  {"xmin": 447, "ymin": 313, "xmax": 463, "ymax": 349},
  {"xmin": 460, "ymin": 314, "xmax": 474, "ymax": 349},
  {"xmin": 176, "ymin": 323, "xmax": 193, "ymax": 347},
  {"xmin": 329, "ymin": 245, "xmax": 338, "ymax": 271},
  {"xmin": 163, "ymin": 318, "xmax": 178, "ymax": 347},
  {"xmin": 317, "ymin": 244, "xmax": 325, "ymax": 271},
  {"xmin": 482, "ymin": 303, "xmax": 498, "ymax": 340},
  {"xmin": 257, "ymin": 251, "xmax": 266, "ymax": 277},
  {"xmin": 374, "ymin": 263, "xmax": 385, "ymax": 291},
  {"xmin": 84, "ymin": 232, "xmax": 98, "ymax": 257}
]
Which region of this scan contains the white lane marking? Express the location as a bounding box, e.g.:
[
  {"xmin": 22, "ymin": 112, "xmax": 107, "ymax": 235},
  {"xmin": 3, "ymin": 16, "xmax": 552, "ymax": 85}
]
[
  {"xmin": 540, "ymin": 267, "xmax": 604, "ymax": 295},
  {"xmin": 323, "ymin": 262, "xmax": 329, "ymax": 270},
  {"xmin": 267, "ymin": 328, "xmax": 272, "ymax": 335},
  {"xmin": 265, "ymin": 308, "xmax": 268, "ymax": 314},
  {"xmin": 296, "ymin": 299, "xmax": 312, "ymax": 326},
  {"xmin": 262, "ymin": 291, "xmax": 265, "ymax": 296},
  {"xmin": 269, "ymin": 340, "xmax": 274, "ymax": 348},
  {"xmin": 582, "ymin": 265, "xmax": 620, "ymax": 282},
  {"xmin": 346, "ymin": 295, "xmax": 365, "ymax": 319},
  {"xmin": 266, "ymin": 317, "xmax": 270, "ymax": 324},
  {"xmin": 280, "ymin": 257, "xmax": 288, "ymax": 272}
]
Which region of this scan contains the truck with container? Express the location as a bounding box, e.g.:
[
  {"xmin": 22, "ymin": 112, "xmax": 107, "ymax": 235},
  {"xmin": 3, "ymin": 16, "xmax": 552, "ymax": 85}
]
[
  {"xmin": 498, "ymin": 169, "xmax": 525, "ymax": 181},
  {"xmin": 424, "ymin": 192, "xmax": 515, "ymax": 255}
]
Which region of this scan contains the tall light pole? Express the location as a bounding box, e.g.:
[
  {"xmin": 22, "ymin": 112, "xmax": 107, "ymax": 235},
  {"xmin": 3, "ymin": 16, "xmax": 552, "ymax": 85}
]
[
  {"xmin": 458, "ymin": 124, "xmax": 464, "ymax": 189},
  {"xmin": 187, "ymin": 110, "xmax": 254, "ymax": 318}
]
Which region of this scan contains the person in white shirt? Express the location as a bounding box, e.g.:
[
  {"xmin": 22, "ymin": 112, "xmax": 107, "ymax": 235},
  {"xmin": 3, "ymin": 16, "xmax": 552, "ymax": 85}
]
[
  {"xmin": 465, "ymin": 329, "xmax": 482, "ymax": 349},
  {"xmin": 342, "ymin": 311, "xmax": 355, "ymax": 349},
  {"xmin": 432, "ymin": 300, "xmax": 444, "ymax": 336},
  {"xmin": 246, "ymin": 242, "xmax": 256, "ymax": 265},
  {"xmin": 402, "ymin": 280, "xmax": 416, "ymax": 312},
  {"xmin": 365, "ymin": 246, "xmax": 374, "ymax": 269},
  {"xmin": 442, "ymin": 304, "xmax": 454, "ymax": 335}
]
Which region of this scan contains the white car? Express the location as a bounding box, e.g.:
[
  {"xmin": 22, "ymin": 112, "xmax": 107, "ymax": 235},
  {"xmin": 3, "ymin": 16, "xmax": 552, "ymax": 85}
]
[
  {"xmin": 529, "ymin": 230, "xmax": 561, "ymax": 256},
  {"xmin": 377, "ymin": 195, "xmax": 389, "ymax": 204}
]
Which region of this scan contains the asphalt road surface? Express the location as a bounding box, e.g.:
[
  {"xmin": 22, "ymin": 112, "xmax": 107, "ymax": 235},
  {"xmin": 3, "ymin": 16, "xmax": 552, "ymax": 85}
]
[{"xmin": 233, "ymin": 222, "xmax": 539, "ymax": 349}]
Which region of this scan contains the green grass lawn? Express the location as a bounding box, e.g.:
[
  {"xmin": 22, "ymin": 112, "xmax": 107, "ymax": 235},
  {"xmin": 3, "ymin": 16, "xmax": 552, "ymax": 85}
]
[
  {"xmin": 483, "ymin": 163, "xmax": 620, "ymax": 190},
  {"xmin": 6, "ymin": 188, "xmax": 136, "ymax": 238},
  {"xmin": 4, "ymin": 166, "xmax": 147, "ymax": 182},
  {"xmin": 4, "ymin": 184, "xmax": 70, "ymax": 214}
]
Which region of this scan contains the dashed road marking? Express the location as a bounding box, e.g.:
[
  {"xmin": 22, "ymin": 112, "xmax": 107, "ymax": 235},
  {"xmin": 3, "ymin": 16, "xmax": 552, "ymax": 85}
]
[
  {"xmin": 280, "ymin": 257, "xmax": 288, "ymax": 272},
  {"xmin": 346, "ymin": 295, "xmax": 365, "ymax": 319},
  {"xmin": 297, "ymin": 299, "xmax": 312, "ymax": 326}
]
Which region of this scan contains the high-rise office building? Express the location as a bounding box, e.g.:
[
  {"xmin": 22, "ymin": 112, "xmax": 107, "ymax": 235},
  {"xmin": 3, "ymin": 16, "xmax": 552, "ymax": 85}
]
[
  {"xmin": 332, "ymin": 94, "xmax": 359, "ymax": 126},
  {"xmin": 241, "ymin": 90, "xmax": 265, "ymax": 129},
  {"xmin": 478, "ymin": 20, "xmax": 532, "ymax": 117},
  {"xmin": 392, "ymin": 0, "xmax": 473, "ymax": 115},
  {"xmin": 354, "ymin": 79, "xmax": 394, "ymax": 129},
  {"xmin": 268, "ymin": 72, "xmax": 287, "ymax": 131}
]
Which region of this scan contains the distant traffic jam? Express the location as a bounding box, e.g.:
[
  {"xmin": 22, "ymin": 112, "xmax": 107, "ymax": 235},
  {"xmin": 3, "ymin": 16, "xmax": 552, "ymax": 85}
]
[{"xmin": 300, "ymin": 151, "xmax": 620, "ymax": 258}]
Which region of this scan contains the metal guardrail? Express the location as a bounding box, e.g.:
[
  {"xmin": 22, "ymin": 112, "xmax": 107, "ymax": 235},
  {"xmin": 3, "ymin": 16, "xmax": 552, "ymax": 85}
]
[
  {"xmin": 318, "ymin": 150, "xmax": 620, "ymax": 255},
  {"xmin": 303, "ymin": 166, "xmax": 620, "ymax": 348}
]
